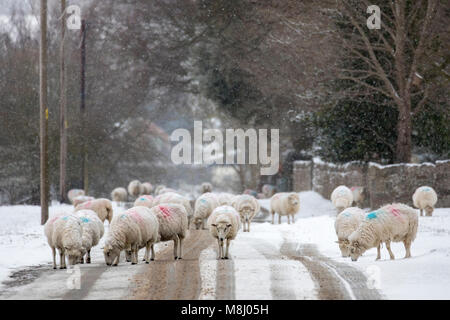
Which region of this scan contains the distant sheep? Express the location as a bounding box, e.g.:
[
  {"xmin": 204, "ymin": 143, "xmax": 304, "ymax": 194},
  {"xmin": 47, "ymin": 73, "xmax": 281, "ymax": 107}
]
[
  {"xmin": 158, "ymin": 188, "xmax": 179, "ymax": 195},
  {"xmin": 334, "ymin": 207, "xmax": 365, "ymax": 257},
  {"xmin": 141, "ymin": 182, "xmax": 153, "ymax": 195},
  {"xmin": 154, "ymin": 185, "xmax": 166, "ymax": 196},
  {"xmin": 208, "ymin": 205, "xmax": 241, "ymax": 259},
  {"xmin": 244, "ymin": 189, "xmax": 258, "ymax": 198},
  {"xmin": 67, "ymin": 189, "xmax": 85, "ymax": 204},
  {"xmin": 75, "ymin": 209, "xmax": 104, "ymax": 264},
  {"xmin": 216, "ymin": 193, "xmax": 235, "ymax": 206},
  {"xmin": 331, "ymin": 186, "xmax": 354, "ymax": 214},
  {"xmin": 111, "ymin": 187, "xmax": 127, "ymax": 203},
  {"xmin": 270, "ymin": 192, "xmax": 300, "ymax": 224},
  {"xmin": 153, "ymin": 192, "xmax": 193, "ymax": 228},
  {"xmin": 348, "ymin": 203, "xmax": 418, "ymax": 261},
  {"xmin": 133, "ymin": 195, "xmax": 154, "ymax": 208},
  {"xmin": 262, "ymin": 184, "xmax": 277, "ymax": 198},
  {"xmin": 351, "ymin": 186, "xmax": 365, "ymax": 208},
  {"xmin": 193, "ymin": 193, "xmax": 220, "ymax": 230},
  {"xmin": 44, "ymin": 214, "xmax": 83, "ymax": 269},
  {"xmin": 104, "ymin": 206, "xmax": 159, "ymax": 265},
  {"xmin": 72, "ymin": 195, "xmax": 94, "ymax": 207},
  {"xmin": 150, "ymin": 204, "xmax": 188, "ymax": 260},
  {"xmin": 232, "ymin": 194, "xmax": 260, "ymax": 232},
  {"xmin": 201, "ymin": 182, "xmax": 213, "ymax": 194},
  {"xmin": 413, "ymin": 186, "xmax": 438, "ymax": 217},
  {"xmin": 128, "ymin": 180, "xmax": 143, "ymax": 198},
  {"xmin": 74, "ymin": 198, "xmax": 113, "ymax": 223}
]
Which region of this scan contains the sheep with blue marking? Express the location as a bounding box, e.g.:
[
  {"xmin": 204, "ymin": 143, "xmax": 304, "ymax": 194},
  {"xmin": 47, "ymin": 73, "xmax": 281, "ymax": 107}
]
[
  {"xmin": 413, "ymin": 186, "xmax": 438, "ymax": 217},
  {"xmin": 334, "ymin": 207, "xmax": 365, "ymax": 257},
  {"xmin": 74, "ymin": 209, "xmax": 104, "ymax": 264},
  {"xmin": 331, "ymin": 185, "xmax": 354, "ymax": 214},
  {"xmin": 348, "ymin": 203, "xmax": 418, "ymax": 261},
  {"xmin": 133, "ymin": 195, "xmax": 154, "ymax": 208}
]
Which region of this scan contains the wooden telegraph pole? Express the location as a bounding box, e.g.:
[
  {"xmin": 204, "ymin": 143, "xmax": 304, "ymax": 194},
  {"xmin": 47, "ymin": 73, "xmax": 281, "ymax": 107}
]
[
  {"xmin": 40, "ymin": 0, "xmax": 49, "ymax": 224},
  {"xmin": 80, "ymin": 19, "xmax": 88, "ymax": 193},
  {"xmin": 59, "ymin": 0, "xmax": 67, "ymax": 203}
]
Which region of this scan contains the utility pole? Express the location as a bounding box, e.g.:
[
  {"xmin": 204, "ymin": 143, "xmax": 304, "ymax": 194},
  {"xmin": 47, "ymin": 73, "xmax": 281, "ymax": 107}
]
[
  {"xmin": 40, "ymin": 0, "xmax": 49, "ymax": 225},
  {"xmin": 59, "ymin": 0, "xmax": 67, "ymax": 203},
  {"xmin": 80, "ymin": 19, "xmax": 88, "ymax": 193}
]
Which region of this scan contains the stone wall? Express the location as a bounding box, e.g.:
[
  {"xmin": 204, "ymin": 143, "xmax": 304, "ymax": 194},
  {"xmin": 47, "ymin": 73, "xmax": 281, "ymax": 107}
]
[{"xmin": 293, "ymin": 159, "xmax": 450, "ymax": 209}]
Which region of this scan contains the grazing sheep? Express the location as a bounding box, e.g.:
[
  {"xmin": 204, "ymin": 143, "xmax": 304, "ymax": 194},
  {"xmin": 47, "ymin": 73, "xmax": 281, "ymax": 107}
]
[
  {"xmin": 193, "ymin": 193, "xmax": 220, "ymax": 230},
  {"xmin": 232, "ymin": 194, "xmax": 260, "ymax": 232},
  {"xmin": 262, "ymin": 184, "xmax": 277, "ymax": 198},
  {"xmin": 128, "ymin": 180, "xmax": 143, "ymax": 198},
  {"xmin": 44, "ymin": 214, "xmax": 83, "ymax": 269},
  {"xmin": 133, "ymin": 195, "xmax": 154, "ymax": 208},
  {"xmin": 67, "ymin": 189, "xmax": 85, "ymax": 204},
  {"xmin": 154, "ymin": 185, "xmax": 166, "ymax": 196},
  {"xmin": 216, "ymin": 193, "xmax": 235, "ymax": 206},
  {"xmin": 72, "ymin": 195, "xmax": 95, "ymax": 207},
  {"xmin": 348, "ymin": 203, "xmax": 418, "ymax": 261},
  {"xmin": 141, "ymin": 182, "xmax": 153, "ymax": 195},
  {"xmin": 201, "ymin": 182, "xmax": 213, "ymax": 194},
  {"xmin": 111, "ymin": 187, "xmax": 127, "ymax": 203},
  {"xmin": 74, "ymin": 209, "xmax": 104, "ymax": 264},
  {"xmin": 74, "ymin": 198, "xmax": 113, "ymax": 223},
  {"xmin": 331, "ymin": 186, "xmax": 354, "ymax": 214},
  {"xmin": 334, "ymin": 207, "xmax": 365, "ymax": 257},
  {"xmin": 208, "ymin": 205, "xmax": 241, "ymax": 259},
  {"xmin": 150, "ymin": 204, "xmax": 188, "ymax": 260},
  {"xmin": 270, "ymin": 192, "xmax": 300, "ymax": 224},
  {"xmin": 413, "ymin": 186, "xmax": 438, "ymax": 217},
  {"xmin": 153, "ymin": 192, "xmax": 193, "ymax": 227},
  {"xmin": 103, "ymin": 206, "xmax": 159, "ymax": 266},
  {"xmin": 351, "ymin": 186, "xmax": 365, "ymax": 208}
]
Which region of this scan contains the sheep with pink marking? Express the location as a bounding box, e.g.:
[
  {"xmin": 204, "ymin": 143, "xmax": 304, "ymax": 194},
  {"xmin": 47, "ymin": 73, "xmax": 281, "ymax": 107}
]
[
  {"xmin": 74, "ymin": 198, "xmax": 113, "ymax": 223},
  {"xmin": 331, "ymin": 185, "xmax": 354, "ymax": 214},
  {"xmin": 334, "ymin": 207, "xmax": 365, "ymax": 257},
  {"xmin": 72, "ymin": 195, "xmax": 95, "ymax": 207},
  {"xmin": 193, "ymin": 192, "xmax": 220, "ymax": 230},
  {"xmin": 133, "ymin": 195, "xmax": 154, "ymax": 208},
  {"xmin": 153, "ymin": 192, "xmax": 193, "ymax": 227},
  {"xmin": 74, "ymin": 209, "xmax": 104, "ymax": 264},
  {"xmin": 208, "ymin": 205, "xmax": 241, "ymax": 259},
  {"xmin": 413, "ymin": 186, "xmax": 438, "ymax": 217},
  {"xmin": 348, "ymin": 203, "xmax": 418, "ymax": 261}
]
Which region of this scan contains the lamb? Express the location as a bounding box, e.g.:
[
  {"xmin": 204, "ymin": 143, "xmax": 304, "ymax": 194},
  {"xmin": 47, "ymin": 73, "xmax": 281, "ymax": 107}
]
[
  {"xmin": 128, "ymin": 180, "xmax": 143, "ymax": 198},
  {"xmin": 103, "ymin": 206, "xmax": 159, "ymax": 266},
  {"xmin": 331, "ymin": 185, "xmax": 354, "ymax": 214},
  {"xmin": 207, "ymin": 205, "xmax": 241, "ymax": 259},
  {"xmin": 74, "ymin": 198, "xmax": 113, "ymax": 223},
  {"xmin": 111, "ymin": 187, "xmax": 127, "ymax": 203},
  {"xmin": 74, "ymin": 209, "xmax": 104, "ymax": 264},
  {"xmin": 348, "ymin": 203, "xmax": 418, "ymax": 261},
  {"xmin": 153, "ymin": 192, "xmax": 193, "ymax": 227},
  {"xmin": 334, "ymin": 207, "xmax": 365, "ymax": 257},
  {"xmin": 72, "ymin": 195, "xmax": 95, "ymax": 207},
  {"xmin": 413, "ymin": 186, "xmax": 438, "ymax": 217},
  {"xmin": 193, "ymin": 192, "xmax": 220, "ymax": 230},
  {"xmin": 141, "ymin": 182, "xmax": 153, "ymax": 195},
  {"xmin": 67, "ymin": 189, "xmax": 85, "ymax": 204},
  {"xmin": 270, "ymin": 192, "xmax": 300, "ymax": 224},
  {"xmin": 351, "ymin": 186, "xmax": 365, "ymax": 208},
  {"xmin": 201, "ymin": 182, "xmax": 213, "ymax": 194},
  {"xmin": 150, "ymin": 204, "xmax": 188, "ymax": 260},
  {"xmin": 44, "ymin": 214, "xmax": 83, "ymax": 269},
  {"xmin": 133, "ymin": 195, "xmax": 154, "ymax": 208},
  {"xmin": 232, "ymin": 194, "xmax": 260, "ymax": 232}
]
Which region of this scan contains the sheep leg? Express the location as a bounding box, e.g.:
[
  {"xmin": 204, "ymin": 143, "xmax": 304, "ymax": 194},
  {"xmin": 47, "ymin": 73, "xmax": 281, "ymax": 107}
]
[
  {"xmin": 131, "ymin": 244, "xmax": 138, "ymax": 265},
  {"xmin": 112, "ymin": 255, "xmax": 119, "ymax": 266},
  {"xmin": 420, "ymin": 209, "xmax": 423, "ymax": 216},
  {"xmin": 86, "ymin": 250, "xmax": 91, "ymax": 264},
  {"xmin": 217, "ymin": 239, "xmax": 223, "ymax": 259},
  {"xmin": 386, "ymin": 240, "xmax": 395, "ymax": 260},
  {"xmin": 144, "ymin": 242, "xmax": 151, "ymax": 263},
  {"xmin": 178, "ymin": 237, "xmax": 183, "ymax": 259},
  {"xmin": 403, "ymin": 240, "xmax": 412, "ymax": 258},
  {"xmin": 248, "ymin": 221, "xmax": 251, "ymax": 232},
  {"xmin": 150, "ymin": 243, "xmax": 155, "ymax": 261},
  {"xmin": 287, "ymin": 215, "xmax": 291, "ymax": 224},
  {"xmin": 224, "ymin": 239, "xmax": 230, "ymax": 259},
  {"xmin": 173, "ymin": 235, "xmax": 179, "ymax": 260},
  {"xmin": 51, "ymin": 247, "xmax": 57, "ymax": 269},
  {"xmin": 291, "ymin": 214, "xmax": 295, "ymax": 223},
  {"xmin": 271, "ymin": 212, "xmax": 275, "ymax": 224},
  {"xmin": 376, "ymin": 243, "xmax": 381, "ymax": 260},
  {"xmin": 278, "ymin": 214, "xmax": 281, "ymax": 224}
]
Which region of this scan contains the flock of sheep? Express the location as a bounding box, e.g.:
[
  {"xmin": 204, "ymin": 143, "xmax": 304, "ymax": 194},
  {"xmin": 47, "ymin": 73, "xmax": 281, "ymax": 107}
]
[{"xmin": 331, "ymin": 185, "xmax": 438, "ymax": 261}]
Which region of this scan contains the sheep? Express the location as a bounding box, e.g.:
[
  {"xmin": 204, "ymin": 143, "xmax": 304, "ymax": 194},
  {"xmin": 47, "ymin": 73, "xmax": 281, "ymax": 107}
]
[
  {"xmin": 334, "ymin": 207, "xmax": 365, "ymax": 257},
  {"xmin": 244, "ymin": 189, "xmax": 258, "ymax": 198},
  {"xmin": 158, "ymin": 187, "xmax": 179, "ymax": 195},
  {"xmin": 270, "ymin": 192, "xmax": 300, "ymax": 224},
  {"xmin": 216, "ymin": 193, "xmax": 235, "ymax": 206},
  {"xmin": 141, "ymin": 182, "xmax": 153, "ymax": 195},
  {"xmin": 262, "ymin": 184, "xmax": 277, "ymax": 198},
  {"xmin": 348, "ymin": 203, "xmax": 418, "ymax": 261},
  {"xmin": 232, "ymin": 194, "xmax": 260, "ymax": 232},
  {"xmin": 207, "ymin": 205, "xmax": 241, "ymax": 259},
  {"xmin": 154, "ymin": 185, "xmax": 166, "ymax": 196},
  {"xmin": 331, "ymin": 185, "xmax": 354, "ymax": 214},
  {"xmin": 74, "ymin": 209, "xmax": 104, "ymax": 264},
  {"xmin": 67, "ymin": 189, "xmax": 85, "ymax": 204},
  {"xmin": 111, "ymin": 187, "xmax": 127, "ymax": 203},
  {"xmin": 128, "ymin": 180, "xmax": 143, "ymax": 198},
  {"xmin": 133, "ymin": 195, "xmax": 154, "ymax": 208},
  {"xmin": 201, "ymin": 182, "xmax": 213, "ymax": 194},
  {"xmin": 74, "ymin": 198, "xmax": 113, "ymax": 223},
  {"xmin": 103, "ymin": 206, "xmax": 159, "ymax": 266},
  {"xmin": 44, "ymin": 214, "xmax": 83, "ymax": 269},
  {"xmin": 72, "ymin": 195, "xmax": 95, "ymax": 207},
  {"xmin": 193, "ymin": 192, "xmax": 220, "ymax": 230},
  {"xmin": 350, "ymin": 186, "xmax": 365, "ymax": 208},
  {"xmin": 150, "ymin": 204, "xmax": 188, "ymax": 260},
  {"xmin": 153, "ymin": 192, "xmax": 193, "ymax": 228},
  {"xmin": 413, "ymin": 186, "xmax": 438, "ymax": 217}
]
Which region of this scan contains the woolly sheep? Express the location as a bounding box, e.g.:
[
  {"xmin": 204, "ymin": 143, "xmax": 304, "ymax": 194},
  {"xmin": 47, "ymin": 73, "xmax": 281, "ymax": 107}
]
[
  {"xmin": 154, "ymin": 185, "xmax": 166, "ymax": 195},
  {"xmin": 193, "ymin": 192, "xmax": 220, "ymax": 230},
  {"xmin": 270, "ymin": 192, "xmax": 300, "ymax": 224},
  {"xmin": 103, "ymin": 206, "xmax": 159, "ymax": 266},
  {"xmin": 153, "ymin": 192, "xmax": 193, "ymax": 227},
  {"xmin": 216, "ymin": 193, "xmax": 235, "ymax": 206},
  {"xmin": 334, "ymin": 207, "xmax": 365, "ymax": 257},
  {"xmin": 201, "ymin": 182, "xmax": 213, "ymax": 194},
  {"xmin": 331, "ymin": 186, "xmax": 354, "ymax": 214},
  {"xmin": 413, "ymin": 186, "xmax": 438, "ymax": 217},
  {"xmin": 128, "ymin": 180, "xmax": 143, "ymax": 198},
  {"xmin": 74, "ymin": 209, "xmax": 104, "ymax": 264},
  {"xmin": 207, "ymin": 205, "xmax": 241, "ymax": 259},
  {"xmin": 232, "ymin": 194, "xmax": 260, "ymax": 232},
  {"xmin": 158, "ymin": 187, "xmax": 179, "ymax": 195},
  {"xmin": 111, "ymin": 187, "xmax": 127, "ymax": 203},
  {"xmin": 67, "ymin": 189, "xmax": 85, "ymax": 204},
  {"xmin": 72, "ymin": 195, "xmax": 95, "ymax": 207},
  {"xmin": 133, "ymin": 195, "xmax": 154, "ymax": 208},
  {"xmin": 348, "ymin": 203, "xmax": 418, "ymax": 261},
  {"xmin": 141, "ymin": 182, "xmax": 153, "ymax": 195},
  {"xmin": 150, "ymin": 204, "xmax": 188, "ymax": 260},
  {"xmin": 74, "ymin": 198, "xmax": 113, "ymax": 223},
  {"xmin": 44, "ymin": 214, "xmax": 83, "ymax": 269},
  {"xmin": 350, "ymin": 186, "xmax": 365, "ymax": 208}
]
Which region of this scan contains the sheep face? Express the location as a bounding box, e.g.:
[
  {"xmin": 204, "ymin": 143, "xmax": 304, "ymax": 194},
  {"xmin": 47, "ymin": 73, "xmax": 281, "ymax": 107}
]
[
  {"xmin": 103, "ymin": 244, "xmax": 120, "ymax": 266},
  {"xmin": 240, "ymin": 205, "xmax": 253, "ymax": 222},
  {"xmin": 194, "ymin": 217, "xmax": 203, "ymax": 230},
  {"xmin": 105, "ymin": 203, "xmax": 113, "ymax": 222},
  {"xmin": 337, "ymin": 239, "xmax": 351, "ymax": 257},
  {"xmin": 288, "ymin": 194, "xmax": 299, "ymax": 207},
  {"xmin": 349, "ymin": 240, "xmax": 366, "ymax": 261},
  {"xmin": 211, "ymin": 221, "xmax": 232, "ymax": 242},
  {"xmin": 425, "ymin": 205, "xmax": 434, "ymax": 216},
  {"xmin": 65, "ymin": 246, "xmax": 82, "ymax": 266}
]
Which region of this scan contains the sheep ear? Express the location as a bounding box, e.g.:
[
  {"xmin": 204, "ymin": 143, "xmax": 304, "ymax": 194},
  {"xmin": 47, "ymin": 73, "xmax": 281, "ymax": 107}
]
[
  {"xmin": 211, "ymin": 224, "xmax": 217, "ymax": 227},
  {"xmin": 227, "ymin": 224, "xmax": 232, "ymax": 227},
  {"xmin": 335, "ymin": 241, "xmax": 340, "ymax": 244}
]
